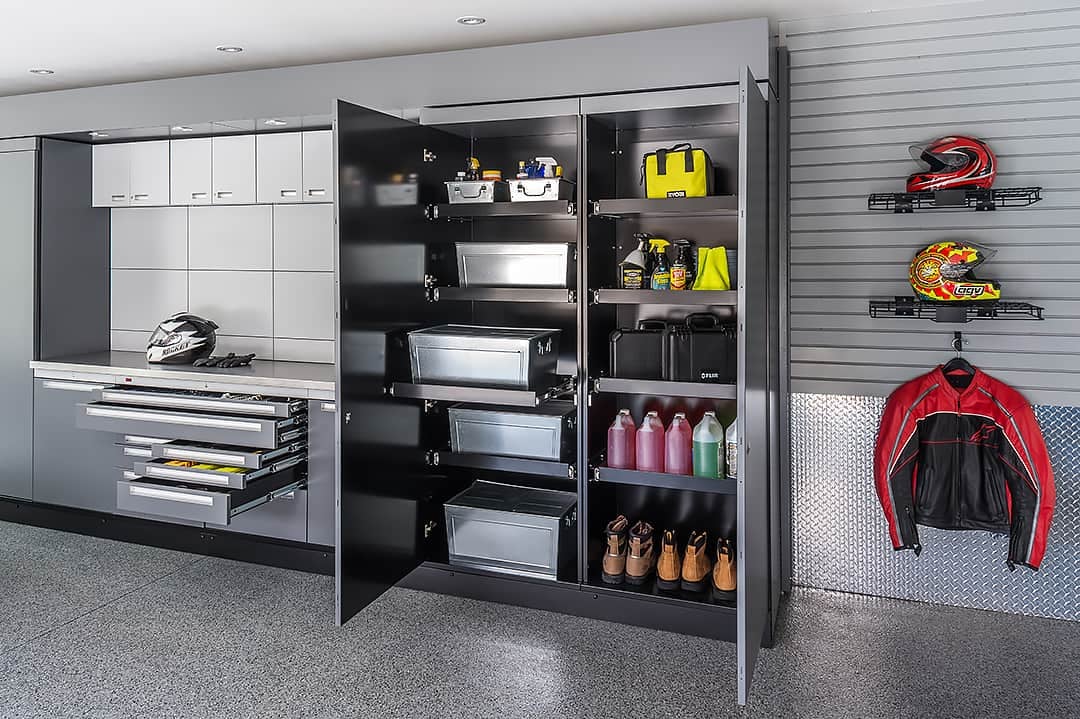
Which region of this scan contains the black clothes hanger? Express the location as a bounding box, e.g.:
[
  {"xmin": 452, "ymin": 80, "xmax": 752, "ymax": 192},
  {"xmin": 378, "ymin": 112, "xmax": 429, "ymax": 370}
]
[{"xmin": 942, "ymin": 332, "xmax": 975, "ymax": 388}]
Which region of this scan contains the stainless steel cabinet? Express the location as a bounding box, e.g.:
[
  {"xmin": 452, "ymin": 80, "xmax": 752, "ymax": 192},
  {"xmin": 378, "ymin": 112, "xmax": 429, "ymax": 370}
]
[
  {"xmin": 170, "ymin": 138, "xmax": 212, "ymax": 205},
  {"xmin": 256, "ymin": 132, "xmax": 303, "ymax": 204},
  {"xmin": 92, "ymin": 143, "xmax": 130, "ymax": 207},
  {"xmin": 128, "ymin": 140, "xmax": 170, "ymax": 206},
  {"xmin": 32, "ymin": 379, "xmax": 120, "ymax": 513},
  {"xmin": 211, "ymin": 135, "xmax": 256, "ymax": 204},
  {"xmin": 225, "ymin": 487, "xmax": 309, "ymax": 542},
  {"xmin": 302, "ymin": 130, "xmax": 333, "ymax": 202},
  {"xmin": 306, "ymin": 400, "xmax": 335, "ymax": 546}
]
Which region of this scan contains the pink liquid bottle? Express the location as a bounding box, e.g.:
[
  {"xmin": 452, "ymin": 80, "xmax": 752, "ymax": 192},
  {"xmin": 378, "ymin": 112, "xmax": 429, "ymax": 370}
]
[
  {"xmin": 606, "ymin": 409, "xmax": 637, "ymax": 469},
  {"xmin": 665, "ymin": 412, "xmax": 693, "ymax": 476},
  {"xmin": 636, "ymin": 411, "xmax": 666, "ymax": 473}
]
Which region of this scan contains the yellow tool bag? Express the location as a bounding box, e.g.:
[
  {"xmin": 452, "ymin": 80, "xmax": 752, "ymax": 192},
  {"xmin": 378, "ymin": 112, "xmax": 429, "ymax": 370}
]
[{"xmin": 641, "ymin": 143, "xmax": 714, "ymax": 199}]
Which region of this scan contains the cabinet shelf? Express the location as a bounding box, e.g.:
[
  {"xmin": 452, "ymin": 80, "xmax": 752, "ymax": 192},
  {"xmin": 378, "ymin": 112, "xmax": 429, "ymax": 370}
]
[
  {"xmin": 586, "ymin": 572, "xmax": 737, "ymax": 611},
  {"xmin": 592, "ymin": 289, "xmax": 736, "ymax": 306},
  {"xmin": 593, "ymin": 465, "xmax": 736, "ymax": 495},
  {"xmin": 590, "ymin": 196, "xmax": 738, "ymax": 218},
  {"xmin": 432, "ymin": 451, "xmax": 575, "ymax": 479},
  {"xmin": 433, "ymin": 287, "xmax": 575, "ymax": 304},
  {"xmin": 390, "ymin": 377, "xmax": 576, "ymax": 408},
  {"xmin": 430, "ymin": 201, "xmax": 576, "ymax": 219},
  {"xmin": 592, "ymin": 377, "xmax": 737, "ymax": 400}
]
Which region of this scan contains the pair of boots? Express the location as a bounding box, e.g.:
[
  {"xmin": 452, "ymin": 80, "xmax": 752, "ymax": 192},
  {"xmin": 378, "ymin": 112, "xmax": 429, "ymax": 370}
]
[
  {"xmin": 658, "ymin": 530, "xmax": 736, "ymax": 600},
  {"xmin": 601, "ymin": 516, "xmax": 656, "ymax": 586}
]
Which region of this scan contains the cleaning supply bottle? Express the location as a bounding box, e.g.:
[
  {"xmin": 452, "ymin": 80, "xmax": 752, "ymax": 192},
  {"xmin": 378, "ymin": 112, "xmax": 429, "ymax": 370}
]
[
  {"xmin": 725, "ymin": 415, "xmax": 738, "ymax": 480},
  {"xmin": 692, "ymin": 411, "xmax": 725, "ymax": 479},
  {"xmin": 636, "ymin": 411, "xmax": 666, "ymax": 473},
  {"xmin": 665, "ymin": 412, "xmax": 693, "ymax": 476},
  {"xmin": 671, "ymin": 239, "xmax": 694, "ymax": 291},
  {"xmin": 649, "ymin": 238, "xmax": 672, "ymax": 290},
  {"xmin": 619, "ymin": 234, "xmax": 649, "ymax": 290},
  {"xmin": 607, "ymin": 409, "xmax": 637, "ymax": 470}
]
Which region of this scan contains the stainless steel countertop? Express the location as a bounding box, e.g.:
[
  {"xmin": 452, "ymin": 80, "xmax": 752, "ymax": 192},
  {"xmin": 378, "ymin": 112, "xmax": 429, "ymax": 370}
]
[{"xmin": 30, "ymin": 351, "xmax": 337, "ymax": 400}]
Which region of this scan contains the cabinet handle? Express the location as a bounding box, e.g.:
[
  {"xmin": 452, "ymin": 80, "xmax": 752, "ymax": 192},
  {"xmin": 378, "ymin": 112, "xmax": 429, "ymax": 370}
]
[
  {"xmin": 307, "ymin": 189, "xmax": 326, "ymax": 197},
  {"xmin": 128, "ymin": 485, "xmax": 214, "ymax": 507},
  {"xmin": 192, "ymin": 192, "xmax": 208, "ymax": 200},
  {"xmin": 133, "ymin": 193, "xmax": 150, "ymax": 201},
  {"xmin": 42, "ymin": 380, "xmax": 106, "ymax": 392},
  {"xmin": 280, "ymin": 189, "xmax": 298, "ymax": 198},
  {"xmin": 111, "ymin": 194, "xmax": 126, "ymax": 202},
  {"xmin": 216, "ymin": 191, "xmax": 233, "ymax": 199}
]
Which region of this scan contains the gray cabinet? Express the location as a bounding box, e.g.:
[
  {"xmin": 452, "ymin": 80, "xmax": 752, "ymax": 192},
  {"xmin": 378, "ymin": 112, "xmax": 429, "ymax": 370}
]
[
  {"xmin": 256, "ymin": 132, "xmax": 303, "ymax": 204},
  {"xmin": 225, "ymin": 487, "xmax": 309, "ymax": 542},
  {"xmin": 212, "ymin": 135, "xmax": 256, "ymax": 204},
  {"xmin": 170, "ymin": 138, "xmax": 212, "ymax": 205},
  {"xmin": 128, "ymin": 140, "xmax": 170, "ymax": 206},
  {"xmin": 91, "ymin": 143, "xmax": 130, "ymax": 207},
  {"xmin": 33, "ymin": 379, "xmax": 120, "ymax": 513},
  {"xmin": 302, "ymin": 130, "xmax": 333, "ymax": 202},
  {"xmin": 306, "ymin": 399, "xmax": 335, "ymax": 546}
]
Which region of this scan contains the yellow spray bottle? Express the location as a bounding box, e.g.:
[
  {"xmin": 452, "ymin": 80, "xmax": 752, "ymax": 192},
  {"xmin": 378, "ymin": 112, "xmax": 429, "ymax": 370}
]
[{"xmin": 648, "ymin": 238, "xmax": 672, "ymax": 290}]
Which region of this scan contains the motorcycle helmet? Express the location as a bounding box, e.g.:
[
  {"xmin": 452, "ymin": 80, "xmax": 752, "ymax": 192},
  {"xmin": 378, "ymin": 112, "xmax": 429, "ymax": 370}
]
[
  {"xmin": 909, "ymin": 242, "xmax": 1001, "ymax": 302},
  {"xmin": 907, "ymin": 136, "xmax": 996, "ymax": 192},
  {"xmin": 147, "ymin": 313, "xmax": 218, "ymax": 364}
]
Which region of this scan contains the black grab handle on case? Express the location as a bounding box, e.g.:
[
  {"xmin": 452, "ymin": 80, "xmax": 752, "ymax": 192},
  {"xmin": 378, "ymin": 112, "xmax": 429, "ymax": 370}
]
[
  {"xmin": 684, "ymin": 313, "xmax": 720, "ymax": 330},
  {"xmin": 654, "ymin": 143, "xmax": 695, "ymax": 176},
  {"xmin": 637, "ymin": 319, "xmax": 669, "ymax": 331}
]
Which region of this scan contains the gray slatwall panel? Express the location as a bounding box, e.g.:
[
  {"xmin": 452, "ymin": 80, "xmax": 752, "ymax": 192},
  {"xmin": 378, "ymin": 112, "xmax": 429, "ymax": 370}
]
[{"xmin": 782, "ymin": 1, "xmax": 1080, "ymax": 405}]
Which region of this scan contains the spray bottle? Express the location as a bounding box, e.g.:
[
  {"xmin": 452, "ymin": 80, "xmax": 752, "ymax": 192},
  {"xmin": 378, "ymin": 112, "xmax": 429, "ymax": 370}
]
[
  {"xmin": 649, "ymin": 238, "xmax": 672, "ymax": 290},
  {"xmin": 671, "ymin": 238, "xmax": 694, "ymax": 291},
  {"xmin": 619, "ymin": 233, "xmax": 650, "ymax": 289}
]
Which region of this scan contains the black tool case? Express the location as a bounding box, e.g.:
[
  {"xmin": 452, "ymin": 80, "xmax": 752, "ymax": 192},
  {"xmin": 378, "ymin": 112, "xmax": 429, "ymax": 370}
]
[
  {"xmin": 608, "ymin": 320, "xmax": 668, "ymax": 380},
  {"xmin": 667, "ymin": 313, "xmax": 737, "ymax": 383}
]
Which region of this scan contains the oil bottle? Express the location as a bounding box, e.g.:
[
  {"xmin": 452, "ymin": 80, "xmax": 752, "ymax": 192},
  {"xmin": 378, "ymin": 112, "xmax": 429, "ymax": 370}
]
[
  {"xmin": 649, "ymin": 238, "xmax": 672, "ymax": 290},
  {"xmin": 670, "ymin": 238, "xmax": 694, "ymax": 291}
]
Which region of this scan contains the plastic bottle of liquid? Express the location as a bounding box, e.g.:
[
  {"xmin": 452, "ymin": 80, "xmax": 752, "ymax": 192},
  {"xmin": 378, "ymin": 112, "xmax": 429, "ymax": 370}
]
[
  {"xmin": 725, "ymin": 416, "xmax": 738, "ymax": 480},
  {"xmin": 670, "ymin": 239, "xmax": 694, "ymax": 291},
  {"xmin": 606, "ymin": 409, "xmax": 637, "ymax": 470},
  {"xmin": 619, "ymin": 234, "xmax": 649, "ymax": 290},
  {"xmin": 636, "ymin": 411, "xmax": 666, "ymax": 473},
  {"xmin": 665, "ymin": 412, "xmax": 693, "ymax": 476},
  {"xmin": 649, "ymin": 238, "xmax": 672, "ymax": 290},
  {"xmin": 692, "ymin": 411, "xmax": 725, "ymax": 479}
]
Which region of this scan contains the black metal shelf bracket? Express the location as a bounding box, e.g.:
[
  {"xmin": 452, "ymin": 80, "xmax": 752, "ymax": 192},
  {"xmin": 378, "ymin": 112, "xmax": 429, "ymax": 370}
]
[
  {"xmin": 868, "ymin": 296, "xmax": 1045, "ymax": 323},
  {"xmin": 867, "ymin": 186, "xmax": 1042, "ymax": 213}
]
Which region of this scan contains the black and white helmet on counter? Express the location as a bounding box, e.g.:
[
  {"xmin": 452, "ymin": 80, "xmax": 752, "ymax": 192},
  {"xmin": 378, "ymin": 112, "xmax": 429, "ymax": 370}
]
[{"xmin": 147, "ymin": 313, "xmax": 218, "ymax": 364}]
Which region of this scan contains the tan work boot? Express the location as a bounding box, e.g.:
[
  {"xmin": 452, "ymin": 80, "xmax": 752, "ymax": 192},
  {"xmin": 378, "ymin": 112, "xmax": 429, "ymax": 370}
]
[
  {"xmin": 712, "ymin": 537, "xmax": 736, "ymax": 601},
  {"xmin": 681, "ymin": 530, "xmax": 713, "ymax": 593},
  {"xmin": 601, "ymin": 515, "xmax": 629, "ymax": 585},
  {"xmin": 656, "ymin": 530, "xmax": 682, "ymax": 591},
  {"xmin": 625, "ymin": 520, "xmax": 656, "ymax": 585}
]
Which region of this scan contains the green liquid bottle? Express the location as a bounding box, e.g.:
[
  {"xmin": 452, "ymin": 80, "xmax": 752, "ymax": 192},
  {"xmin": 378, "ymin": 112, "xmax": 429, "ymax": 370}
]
[{"xmin": 692, "ymin": 411, "xmax": 725, "ymax": 479}]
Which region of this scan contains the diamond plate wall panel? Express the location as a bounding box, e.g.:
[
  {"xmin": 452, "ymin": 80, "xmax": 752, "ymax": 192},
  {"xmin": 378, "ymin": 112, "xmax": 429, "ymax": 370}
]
[{"xmin": 791, "ymin": 393, "xmax": 1080, "ymax": 621}]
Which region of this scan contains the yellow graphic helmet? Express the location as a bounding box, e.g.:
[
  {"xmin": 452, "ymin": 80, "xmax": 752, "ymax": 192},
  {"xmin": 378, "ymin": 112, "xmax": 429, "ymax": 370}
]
[{"xmin": 909, "ymin": 241, "xmax": 1001, "ymax": 302}]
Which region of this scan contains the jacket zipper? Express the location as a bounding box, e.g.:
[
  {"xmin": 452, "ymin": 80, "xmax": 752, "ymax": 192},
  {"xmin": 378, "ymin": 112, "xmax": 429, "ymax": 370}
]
[{"xmin": 955, "ymin": 395, "xmax": 962, "ymax": 523}]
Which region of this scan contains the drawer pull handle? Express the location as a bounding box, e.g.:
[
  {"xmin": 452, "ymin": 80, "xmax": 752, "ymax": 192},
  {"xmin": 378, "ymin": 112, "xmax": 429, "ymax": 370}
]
[
  {"xmin": 100, "ymin": 391, "xmax": 279, "ymax": 415},
  {"xmin": 216, "ymin": 191, "xmax": 233, "ymax": 198},
  {"xmin": 123, "ymin": 447, "xmax": 153, "ymax": 458},
  {"xmin": 307, "ymin": 189, "xmax": 326, "ymax": 197},
  {"xmin": 320, "ymin": 402, "xmax": 336, "ymax": 412},
  {"xmin": 124, "ymin": 435, "xmax": 170, "ymax": 445},
  {"xmin": 133, "ymin": 193, "xmax": 150, "ymax": 201},
  {"xmin": 129, "ymin": 485, "xmax": 215, "ymax": 506},
  {"xmin": 111, "ymin": 194, "xmax": 126, "ymax": 202},
  {"xmin": 280, "ymin": 189, "xmax": 298, "ymax": 197},
  {"xmin": 192, "ymin": 192, "xmax": 208, "ymax": 200},
  {"xmin": 146, "ymin": 466, "xmax": 232, "ymax": 486},
  {"xmin": 86, "ymin": 406, "xmax": 262, "ymax": 431},
  {"xmin": 43, "ymin": 381, "xmax": 106, "ymax": 392},
  {"xmin": 161, "ymin": 448, "xmax": 246, "ymax": 465}
]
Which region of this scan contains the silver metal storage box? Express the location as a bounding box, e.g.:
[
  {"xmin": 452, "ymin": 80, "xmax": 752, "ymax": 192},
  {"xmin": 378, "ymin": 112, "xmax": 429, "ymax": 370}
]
[
  {"xmin": 448, "ymin": 401, "xmax": 575, "ymax": 461},
  {"xmin": 508, "ymin": 177, "xmax": 575, "ymax": 202},
  {"xmin": 456, "ymin": 243, "xmax": 570, "ymax": 288},
  {"xmin": 444, "ymin": 481, "xmax": 577, "ymax": 580},
  {"xmin": 408, "ymin": 325, "xmax": 559, "ymax": 389},
  {"xmin": 445, "ymin": 180, "xmax": 509, "ymax": 204}
]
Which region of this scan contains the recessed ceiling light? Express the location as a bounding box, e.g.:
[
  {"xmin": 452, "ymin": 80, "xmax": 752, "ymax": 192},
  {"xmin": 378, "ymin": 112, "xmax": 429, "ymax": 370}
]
[
  {"xmin": 456, "ymin": 16, "xmax": 486, "ymax": 25},
  {"xmin": 216, "ymin": 45, "xmax": 244, "ymax": 53},
  {"xmin": 29, "ymin": 68, "xmax": 54, "ymax": 75},
  {"xmin": 263, "ymin": 119, "xmax": 288, "ymax": 126},
  {"xmin": 89, "ymin": 131, "xmax": 109, "ymax": 138},
  {"xmin": 172, "ymin": 126, "xmax": 194, "ymax": 132}
]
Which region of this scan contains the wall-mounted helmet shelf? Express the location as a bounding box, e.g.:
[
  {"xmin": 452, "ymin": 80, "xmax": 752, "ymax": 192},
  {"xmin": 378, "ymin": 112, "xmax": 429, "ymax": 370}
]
[
  {"xmin": 867, "ymin": 187, "xmax": 1042, "ymax": 213},
  {"xmin": 869, "ymin": 296, "xmax": 1045, "ymax": 323}
]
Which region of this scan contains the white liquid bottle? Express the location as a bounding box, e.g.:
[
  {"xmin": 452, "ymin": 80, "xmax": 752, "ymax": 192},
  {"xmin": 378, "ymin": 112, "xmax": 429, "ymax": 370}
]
[{"xmin": 724, "ymin": 416, "xmax": 738, "ymax": 480}]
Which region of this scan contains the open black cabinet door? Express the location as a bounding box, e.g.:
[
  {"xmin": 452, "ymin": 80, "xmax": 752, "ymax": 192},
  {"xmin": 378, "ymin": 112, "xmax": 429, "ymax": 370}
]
[
  {"xmin": 334, "ymin": 100, "xmax": 466, "ymax": 625},
  {"xmin": 736, "ymin": 68, "xmax": 771, "ymax": 705}
]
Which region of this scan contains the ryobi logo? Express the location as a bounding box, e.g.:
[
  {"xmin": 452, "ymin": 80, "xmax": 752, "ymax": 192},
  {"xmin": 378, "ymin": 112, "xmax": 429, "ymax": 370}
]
[{"xmin": 666, "ymin": 190, "xmax": 687, "ymax": 198}]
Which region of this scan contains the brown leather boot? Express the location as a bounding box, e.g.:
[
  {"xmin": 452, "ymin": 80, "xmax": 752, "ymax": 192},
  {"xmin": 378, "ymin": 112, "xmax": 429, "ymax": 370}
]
[
  {"xmin": 601, "ymin": 515, "xmax": 628, "ymax": 584},
  {"xmin": 681, "ymin": 530, "xmax": 712, "ymax": 593},
  {"xmin": 624, "ymin": 520, "xmax": 656, "ymax": 585},
  {"xmin": 656, "ymin": 530, "xmax": 681, "ymax": 591},
  {"xmin": 712, "ymin": 537, "xmax": 736, "ymax": 601}
]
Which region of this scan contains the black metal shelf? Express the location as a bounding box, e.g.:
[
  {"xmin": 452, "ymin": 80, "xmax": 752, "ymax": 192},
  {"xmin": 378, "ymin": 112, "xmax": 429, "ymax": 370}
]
[
  {"xmin": 869, "ymin": 296, "xmax": 1045, "ymax": 323},
  {"xmin": 593, "ymin": 377, "xmax": 737, "ymax": 400},
  {"xmin": 867, "ymin": 186, "xmax": 1042, "ymax": 213},
  {"xmin": 591, "ymin": 196, "xmax": 739, "ymax": 218},
  {"xmin": 432, "ymin": 287, "xmax": 575, "ymax": 304},
  {"xmin": 585, "ymin": 572, "xmax": 737, "ymax": 611},
  {"xmin": 593, "ymin": 465, "xmax": 736, "ymax": 495},
  {"xmin": 430, "ymin": 200, "xmax": 576, "ymax": 219},
  {"xmin": 592, "ymin": 289, "xmax": 736, "ymax": 306},
  {"xmin": 390, "ymin": 377, "xmax": 576, "ymax": 408},
  {"xmin": 432, "ymin": 451, "xmax": 576, "ymax": 479}
]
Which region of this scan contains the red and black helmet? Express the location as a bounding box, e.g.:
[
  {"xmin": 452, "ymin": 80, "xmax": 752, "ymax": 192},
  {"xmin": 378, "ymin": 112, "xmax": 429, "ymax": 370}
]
[{"xmin": 907, "ymin": 136, "xmax": 996, "ymax": 192}]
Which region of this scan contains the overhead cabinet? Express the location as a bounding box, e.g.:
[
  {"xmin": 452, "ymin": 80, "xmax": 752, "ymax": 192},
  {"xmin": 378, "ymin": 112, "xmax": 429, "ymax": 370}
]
[
  {"xmin": 256, "ymin": 132, "xmax": 303, "ymax": 203},
  {"xmin": 211, "ymin": 135, "xmax": 256, "ymax": 205},
  {"xmin": 170, "ymin": 137, "xmax": 212, "ymax": 205},
  {"xmin": 92, "ymin": 141, "xmax": 170, "ymax": 207},
  {"xmin": 302, "ymin": 130, "xmax": 333, "ymax": 202}
]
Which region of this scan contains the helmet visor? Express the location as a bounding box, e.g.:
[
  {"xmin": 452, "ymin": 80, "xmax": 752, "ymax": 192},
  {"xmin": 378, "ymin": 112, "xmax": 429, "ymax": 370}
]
[
  {"xmin": 909, "ymin": 143, "xmax": 968, "ymax": 172},
  {"xmin": 938, "ymin": 243, "xmax": 998, "ymax": 280},
  {"xmin": 148, "ymin": 326, "xmax": 183, "ymax": 347}
]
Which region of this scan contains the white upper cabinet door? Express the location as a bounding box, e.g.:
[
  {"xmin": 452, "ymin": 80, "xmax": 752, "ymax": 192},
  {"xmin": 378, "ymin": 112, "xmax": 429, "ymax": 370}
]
[
  {"xmin": 92, "ymin": 143, "xmax": 131, "ymax": 207},
  {"xmin": 128, "ymin": 140, "xmax": 170, "ymax": 206},
  {"xmin": 256, "ymin": 132, "xmax": 303, "ymax": 204},
  {"xmin": 170, "ymin": 138, "xmax": 212, "ymax": 205},
  {"xmin": 211, "ymin": 135, "xmax": 256, "ymax": 205},
  {"xmin": 302, "ymin": 130, "xmax": 333, "ymax": 203}
]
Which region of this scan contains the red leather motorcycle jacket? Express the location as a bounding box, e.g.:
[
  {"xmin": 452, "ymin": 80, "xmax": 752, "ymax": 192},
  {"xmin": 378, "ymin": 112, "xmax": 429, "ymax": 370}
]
[{"xmin": 874, "ymin": 366, "xmax": 1055, "ymax": 570}]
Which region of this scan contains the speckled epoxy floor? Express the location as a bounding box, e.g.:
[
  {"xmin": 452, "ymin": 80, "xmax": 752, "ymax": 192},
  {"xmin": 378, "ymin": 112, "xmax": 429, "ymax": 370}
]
[{"xmin": 1, "ymin": 521, "xmax": 1078, "ymax": 719}]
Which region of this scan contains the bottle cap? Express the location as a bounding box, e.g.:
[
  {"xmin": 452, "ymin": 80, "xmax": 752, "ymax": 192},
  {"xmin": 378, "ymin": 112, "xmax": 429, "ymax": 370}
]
[
  {"xmin": 705, "ymin": 410, "xmax": 716, "ymax": 417},
  {"xmin": 675, "ymin": 412, "xmax": 686, "ymax": 418},
  {"xmin": 619, "ymin": 408, "xmax": 631, "ymax": 415},
  {"xmin": 646, "ymin": 410, "xmax": 659, "ymax": 417}
]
